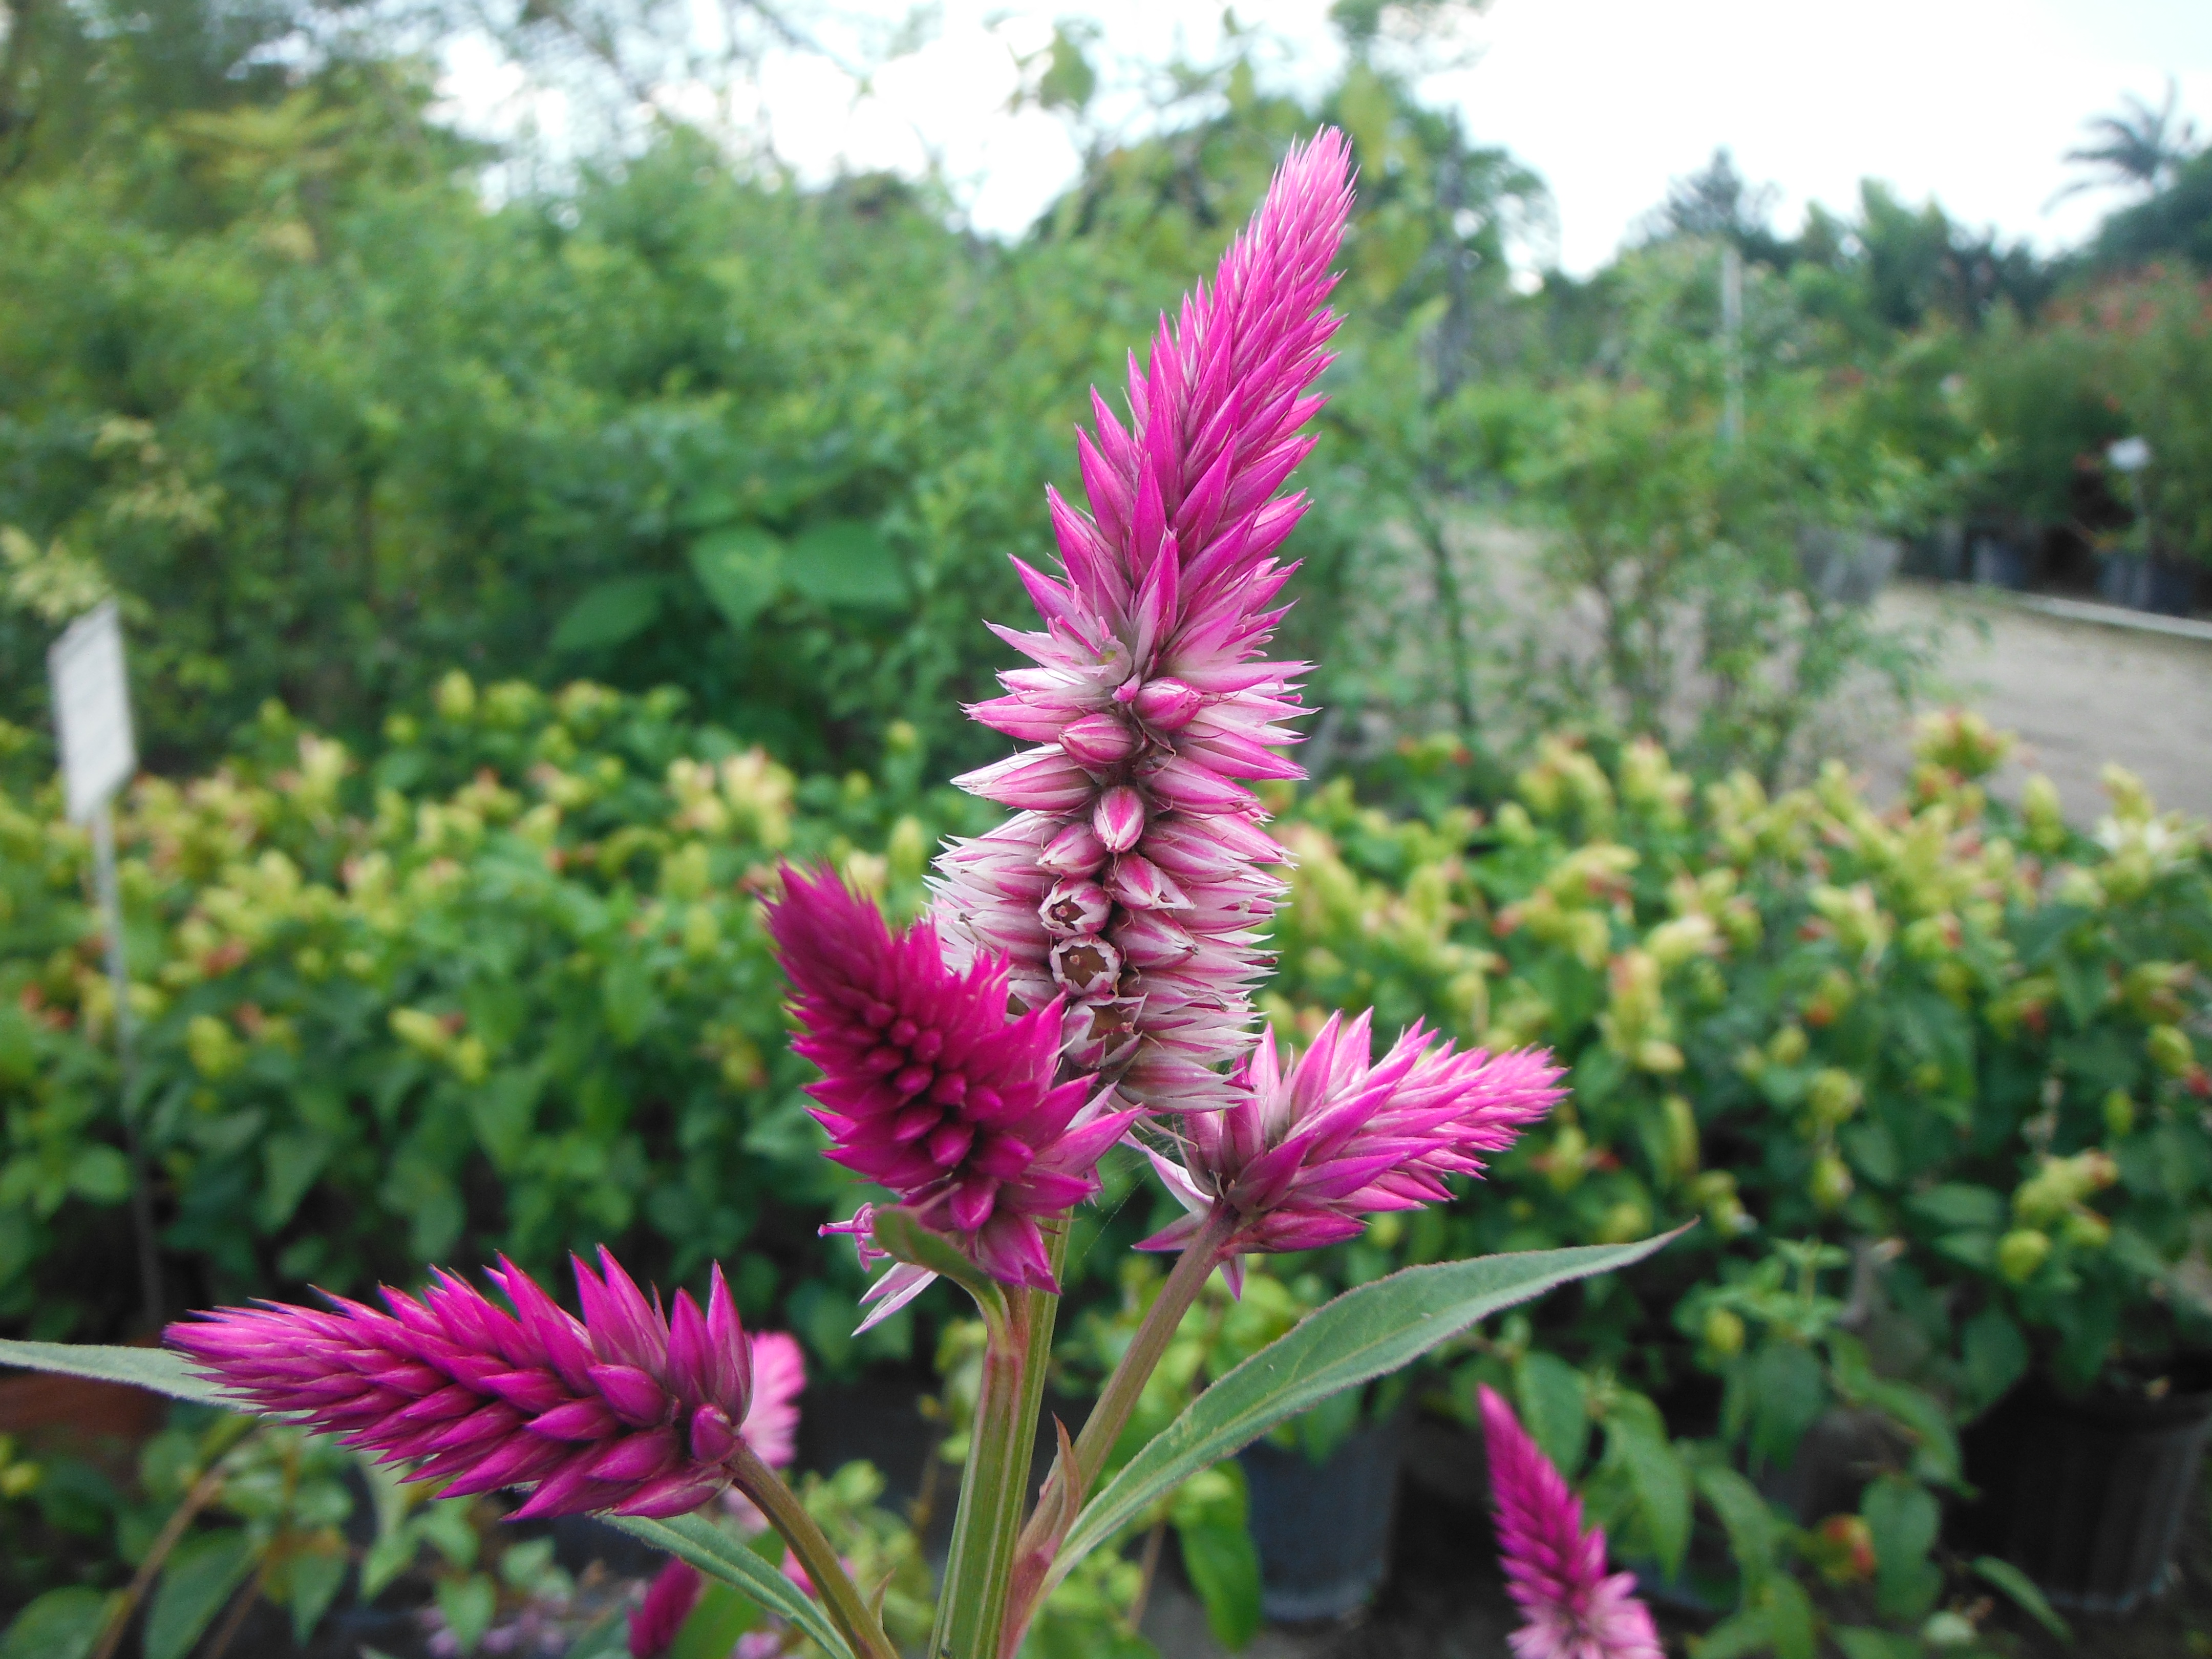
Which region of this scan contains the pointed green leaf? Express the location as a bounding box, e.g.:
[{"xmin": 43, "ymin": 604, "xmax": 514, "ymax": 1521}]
[
  {"xmin": 146, "ymin": 1529, "xmax": 253, "ymax": 1659},
  {"xmin": 1514, "ymin": 1350, "xmax": 1590, "ymax": 1478},
  {"xmin": 1973, "ymin": 1556, "xmax": 2072, "ymax": 1643},
  {"xmin": 785, "ymin": 520, "xmax": 906, "ymax": 608},
  {"xmin": 689, "ymin": 527, "xmax": 785, "ymax": 633},
  {"xmin": 0, "ymin": 1340, "xmax": 233, "ymax": 1408},
  {"xmin": 1601, "ymin": 1404, "xmax": 1689, "ymax": 1580},
  {"xmin": 1693, "ymin": 1461, "xmax": 1778, "ymax": 1598},
  {"xmin": 0, "ymin": 1586, "xmax": 116, "ymax": 1659},
  {"xmin": 1055, "ymin": 1232, "xmax": 1684, "ymax": 1585},
  {"xmin": 870, "ymin": 1206, "xmax": 1008, "ymax": 1331},
  {"xmin": 551, "ymin": 578, "xmax": 664, "ymax": 653},
  {"xmin": 608, "ymin": 1513, "xmax": 850, "ymax": 1659}
]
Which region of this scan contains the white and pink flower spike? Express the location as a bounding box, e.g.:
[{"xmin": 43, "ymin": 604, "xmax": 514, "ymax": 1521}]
[{"xmin": 933, "ymin": 130, "xmax": 1357, "ymax": 1115}]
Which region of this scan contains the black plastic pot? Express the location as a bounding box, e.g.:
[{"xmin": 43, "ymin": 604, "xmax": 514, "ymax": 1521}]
[
  {"xmin": 2098, "ymin": 551, "xmax": 2200, "ymax": 618},
  {"xmin": 1962, "ymin": 1366, "xmax": 2212, "ymax": 1615},
  {"xmin": 1970, "ymin": 533, "xmax": 2031, "ymax": 591},
  {"xmin": 1237, "ymin": 1414, "xmax": 1402, "ymax": 1623}
]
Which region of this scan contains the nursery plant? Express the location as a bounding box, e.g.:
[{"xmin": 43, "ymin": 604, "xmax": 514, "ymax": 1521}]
[{"xmin": 0, "ymin": 134, "xmax": 1678, "ymax": 1659}]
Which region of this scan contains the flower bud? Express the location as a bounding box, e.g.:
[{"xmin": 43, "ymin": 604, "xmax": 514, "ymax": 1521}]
[
  {"xmin": 1810, "ymin": 1153, "xmax": 1853, "ymax": 1213},
  {"xmin": 1132, "ymin": 677, "xmax": 1204, "ymax": 733},
  {"xmin": 1701, "ymin": 1307, "xmax": 1746, "ymax": 1357},
  {"xmin": 2103, "ymin": 1090, "xmax": 2137, "ymax": 1138},
  {"xmin": 1997, "ymin": 1228, "xmax": 2051, "ymax": 1283}
]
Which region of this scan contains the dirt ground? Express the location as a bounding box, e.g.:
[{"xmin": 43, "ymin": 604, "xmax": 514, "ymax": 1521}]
[{"xmin": 1862, "ymin": 583, "xmax": 2212, "ymax": 825}]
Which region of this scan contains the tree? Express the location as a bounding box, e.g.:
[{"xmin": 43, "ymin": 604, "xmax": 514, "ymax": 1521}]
[{"xmin": 2054, "ymin": 78, "xmax": 2200, "ymax": 204}]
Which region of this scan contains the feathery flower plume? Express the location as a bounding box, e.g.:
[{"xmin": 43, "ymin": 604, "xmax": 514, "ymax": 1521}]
[
  {"xmin": 168, "ymin": 1251, "xmax": 781, "ymax": 1521},
  {"xmin": 767, "ymin": 866, "xmax": 1138, "ymax": 1299},
  {"xmin": 1137, "ymin": 1011, "xmax": 1560, "ymax": 1286},
  {"xmin": 1479, "ymin": 1385, "xmax": 1664, "ymax": 1659},
  {"xmin": 932, "ymin": 129, "xmax": 1356, "ymax": 1113}
]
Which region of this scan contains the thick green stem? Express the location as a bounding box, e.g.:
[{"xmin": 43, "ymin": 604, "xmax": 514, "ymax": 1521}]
[
  {"xmin": 728, "ymin": 1441, "xmax": 897, "ymax": 1659},
  {"xmin": 930, "ymin": 1220, "xmax": 1068, "ymax": 1659}
]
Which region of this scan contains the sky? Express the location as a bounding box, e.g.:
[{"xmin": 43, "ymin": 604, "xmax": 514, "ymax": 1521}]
[{"xmin": 442, "ymin": 0, "xmax": 2212, "ymax": 274}]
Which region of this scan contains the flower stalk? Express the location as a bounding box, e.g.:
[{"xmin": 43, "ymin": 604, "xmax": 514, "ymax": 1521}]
[{"xmin": 725, "ymin": 1440, "xmax": 897, "ymax": 1659}]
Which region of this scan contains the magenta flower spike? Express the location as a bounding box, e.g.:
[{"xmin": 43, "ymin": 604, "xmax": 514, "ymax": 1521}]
[
  {"xmin": 765, "ymin": 866, "xmax": 1140, "ymax": 1300},
  {"xmin": 629, "ymin": 1559, "xmax": 706, "ymax": 1658},
  {"xmin": 1137, "ymin": 1010, "xmax": 1560, "ymax": 1286},
  {"xmin": 1479, "ymin": 1385, "xmax": 1664, "ymax": 1659},
  {"xmin": 166, "ymin": 1251, "xmax": 790, "ymax": 1521},
  {"xmin": 933, "ymin": 129, "xmax": 1356, "ymax": 1114}
]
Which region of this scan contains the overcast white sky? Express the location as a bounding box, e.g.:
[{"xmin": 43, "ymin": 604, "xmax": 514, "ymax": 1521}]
[{"xmin": 446, "ymin": 0, "xmax": 2212, "ymax": 274}]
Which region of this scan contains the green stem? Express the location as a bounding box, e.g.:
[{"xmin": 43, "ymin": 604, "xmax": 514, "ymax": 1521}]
[
  {"xmin": 930, "ymin": 1220, "xmax": 1068, "ymax": 1659},
  {"xmin": 1001, "ymin": 1208, "xmax": 1236, "ymax": 1650},
  {"xmin": 1068, "ymin": 1207, "xmax": 1235, "ymax": 1498},
  {"xmin": 728, "ymin": 1441, "xmax": 897, "ymax": 1659}
]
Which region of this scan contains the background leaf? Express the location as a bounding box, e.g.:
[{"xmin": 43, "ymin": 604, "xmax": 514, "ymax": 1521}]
[
  {"xmin": 551, "ymin": 578, "xmax": 664, "ymax": 653},
  {"xmin": 784, "ymin": 521, "xmax": 906, "ymax": 609},
  {"xmin": 146, "ymin": 1529, "xmax": 252, "ymax": 1659},
  {"xmin": 688, "ymin": 527, "xmax": 785, "ymax": 633}
]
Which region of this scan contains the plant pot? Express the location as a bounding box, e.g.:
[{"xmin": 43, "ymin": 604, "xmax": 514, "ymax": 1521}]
[
  {"xmin": 1961, "ymin": 1365, "xmax": 2212, "ymax": 1615},
  {"xmin": 2098, "ymin": 551, "xmax": 2199, "ymax": 618},
  {"xmin": 1969, "ymin": 533, "xmax": 2031, "ymax": 591},
  {"xmin": 1237, "ymin": 1413, "xmax": 1402, "ymax": 1623},
  {"xmin": 1797, "ymin": 528, "xmax": 1902, "ymax": 606}
]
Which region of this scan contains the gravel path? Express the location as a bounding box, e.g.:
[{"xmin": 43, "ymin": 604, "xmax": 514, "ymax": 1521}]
[{"xmin": 1861, "ymin": 582, "xmax": 2212, "ymax": 824}]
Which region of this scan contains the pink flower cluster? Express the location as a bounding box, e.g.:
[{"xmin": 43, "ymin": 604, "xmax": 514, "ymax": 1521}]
[
  {"xmin": 767, "ymin": 867, "xmax": 1136, "ymax": 1298},
  {"xmin": 1139, "ymin": 1011, "xmax": 1562, "ymax": 1283},
  {"xmin": 932, "ymin": 130, "xmax": 1355, "ymax": 1115},
  {"xmin": 1480, "ymin": 1386, "xmax": 1663, "ymax": 1659},
  {"xmin": 168, "ymin": 1251, "xmax": 799, "ymax": 1520}
]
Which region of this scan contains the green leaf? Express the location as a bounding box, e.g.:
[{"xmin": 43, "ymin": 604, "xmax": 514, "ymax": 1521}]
[
  {"xmin": 608, "ymin": 1513, "xmax": 850, "ymax": 1659},
  {"xmin": 1962, "ymin": 1307, "xmax": 2027, "ymax": 1411},
  {"xmin": 689, "ymin": 527, "xmax": 785, "ymax": 632},
  {"xmin": 1691, "ymin": 1606, "xmax": 1776, "ymax": 1659},
  {"xmin": 1169, "ymin": 1464, "xmax": 1260, "ymax": 1652},
  {"xmin": 146, "ymin": 1528, "xmax": 253, "ymax": 1659},
  {"xmin": 1832, "ymin": 1628, "xmax": 1920, "ymax": 1659},
  {"xmin": 1861, "ymin": 1474, "xmax": 1941, "ymax": 1620},
  {"xmin": 1747, "ymin": 1342, "xmax": 1825, "ymax": 1467},
  {"xmin": 602, "ymin": 955, "xmax": 658, "ymax": 1046},
  {"xmin": 1761, "ymin": 1576, "xmax": 1816, "ymax": 1659},
  {"xmin": 0, "ymin": 1586, "xmax": 116, "ymax": 1659},
  {"xmin": 870, "ymin": 1205, "xmax": 1008, "ymax": 1331},
  {"xmin": 1693, "ymin": 1461, "xmax": 1777, "ymax": 1597},
  {"xmin": 0, "ymin": 1340, "xmax": 234, "ymax": 1408},
  {"xmin": 784, "ymin": 520, "xmax": 906, "ymax": 608},
  {"xmin": 1056, "ymin": 1232, "xmax": 1684, "ymax": 1586},
  {"xmin": 1514, "ymin": 1350, "xmax": 1590, "ymax": 1478},
  {"xmin": 1906, "ymin": 1183, "xmax": 2004, "ymax": 1232},
  {"xmin": 258, "ymin": 1129, "xmax": 331, "ymax": 1230},
  {"xmin": 551, "ymin": 578, "xmax": 664, "ymax": 653},
  {"xmin": 670, "ymin": 1579, "xmax": 762, "ymax": 1659},
  {"xmin": 1973, "ymin": 1555, "xmax": 2073, "ymax": 1643},
  {"xmin": 284, "ymin": 1543, "xmax": 349, "ymax": 1642},
  {"xmin": 1602, "ymin": 1403, "xmax": 1689, "ymax": 1580},
  {"xmin": 435, "ymin": 1573, "xmax": 497, "ymax": 1654},
  {"xmin": 68, "ymin": 1145, "xmax": 131, "ymax": 1203}
]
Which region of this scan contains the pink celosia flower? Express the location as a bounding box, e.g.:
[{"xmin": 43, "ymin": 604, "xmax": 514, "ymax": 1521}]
[
  {"xmin": 932, "ymin": 130, "xmax": 1355, "ymax": 1113},
  {"xmin": 766, "ymin": 867, "xmax": 1138, "ymax": 1297},
  {"xmin": 1479, "ymin": 1385, "xmax": 1663, "ymax": 1659},
  {"xmin": 168, "ymin": 1251, "xmax": 778, "ymax": 1520},
  {"xmin": 629, "ymin": 1560, "xmax": 704, "ymax": 1658},
  {"xmin": 1137, "ymin": 1011, "xmax": 1560, "ymax": 1287}
]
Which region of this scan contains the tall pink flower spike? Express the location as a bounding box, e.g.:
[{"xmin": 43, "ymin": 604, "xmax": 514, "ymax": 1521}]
[
  {"xmin": 167, "ymin": 1251, "xmax": 795, "ymax": 1521},
  {"xmin": 1479, "ymin": 1385, "xmax": 1664, "ymax": 1659},
  {"xmin": 1137, "ymin": 1010, "xmax": 1562, "ymax": 1289},
  {"xmin": 766, "ymin": 866, "xmax": 1138, "ymax": 1310},
  {"xmin": 932, "ymin": 129, "xmax": 1355, "ymax": 1114}
]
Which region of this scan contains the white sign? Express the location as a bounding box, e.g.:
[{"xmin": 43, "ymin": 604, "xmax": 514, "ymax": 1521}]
[{"xmin": 48, "ymin": 601, "xmax": 137, "ymax": 824}]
